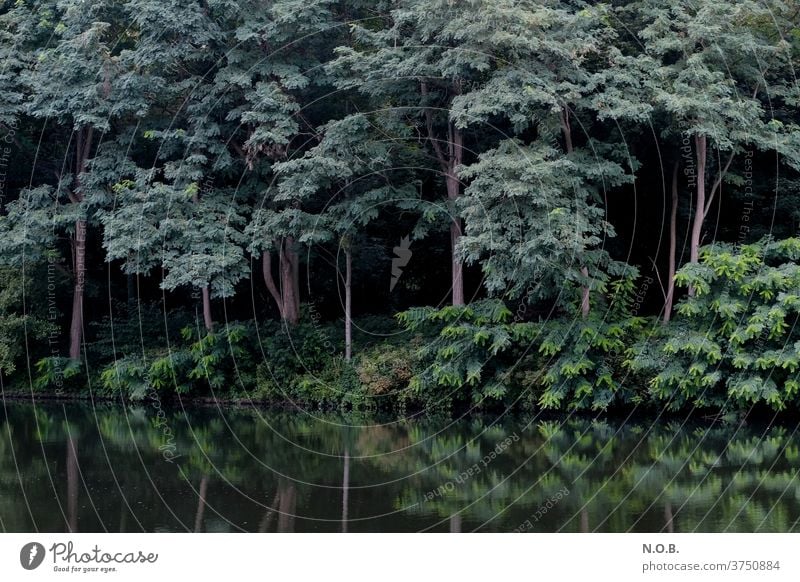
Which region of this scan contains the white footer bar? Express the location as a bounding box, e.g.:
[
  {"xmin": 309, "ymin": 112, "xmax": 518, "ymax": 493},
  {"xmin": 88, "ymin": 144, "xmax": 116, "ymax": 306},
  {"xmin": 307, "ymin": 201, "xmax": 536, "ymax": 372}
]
[{"xmin": 1, "ymin": 534, "xmax": 797, "ymax": 581}]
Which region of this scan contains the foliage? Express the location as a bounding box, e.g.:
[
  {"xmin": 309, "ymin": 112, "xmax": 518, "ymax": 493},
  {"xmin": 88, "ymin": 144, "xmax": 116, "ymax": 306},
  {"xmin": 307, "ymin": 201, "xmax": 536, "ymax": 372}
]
[
  {"xmin": 0, "ymin": 0, "xmax": 799, "ymax": 419},
  {"xmin": 632, "ymin": 238, "xmax": 800, "ymax": 411},
  {"xmin": 33, "ymin": 357, "xmax": 83, "ymax": 392},
  {"xmin": 532, "ymin": 276, "xmax": 649, "ymax": 411},
  {"xmin": 253, "ymin": 315, "xmax": 343, "ymax": 403},
  {"xmin": 0, "ymin": 267, "xmax": 55, "ymax": 376},
  {"xmin": 398, "ymin": 300, "xmax": 539, "ymax": 410},
  {"xmin": 356, "ymin": 342, "xmax": 416, "ymax": 396},
  {"xmin": 98, "ymin": 322, "xmax": 256, "ymax": 400},
  {"xmin": 398, "ymin": 276, "xmax": 650, "ymax": 412}
]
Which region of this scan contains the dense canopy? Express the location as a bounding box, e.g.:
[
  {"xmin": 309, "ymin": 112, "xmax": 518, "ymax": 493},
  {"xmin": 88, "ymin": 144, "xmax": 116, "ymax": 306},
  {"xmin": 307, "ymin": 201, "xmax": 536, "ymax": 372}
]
[{"xmin": 1, "ymin": 0, "xmax": 800, "ymax": 416}]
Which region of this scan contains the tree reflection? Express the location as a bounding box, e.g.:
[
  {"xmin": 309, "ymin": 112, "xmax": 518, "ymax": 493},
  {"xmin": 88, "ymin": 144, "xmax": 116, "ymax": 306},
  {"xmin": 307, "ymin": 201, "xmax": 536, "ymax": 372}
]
[{"xmin": 0, "ymin": 403, "xmax": 798, "ymax": 532}]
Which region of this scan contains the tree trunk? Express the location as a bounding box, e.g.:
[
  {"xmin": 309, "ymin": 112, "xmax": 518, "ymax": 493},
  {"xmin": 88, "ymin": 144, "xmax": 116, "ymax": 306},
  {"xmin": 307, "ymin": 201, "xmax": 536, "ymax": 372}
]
[
  {"xmin": 344, "ymin": 248, "xmax": 352, "ymax": 361},
  {"xmin": 560, "ymin": 108, "xmax": 590, "ymax": 317},
  {"xmin": 67, "ymin": 125, "xmax": 93, "ymax": 361},
  {"xmin": 262, "ymin": 251, "xmax": 284, "ymax": 319},
  {"xmin": 449, "ymin": 210, "xmax": 464, "ymax": 307},
  {"xmin": 580, "ymin": 266, "xmax": 590, "ymax": 318},
  {"xmin": 446, "ymin": 125, "xmax": 465, "ymax": 307},
  {"xmin": 688, "ymin": 134, "xmax": 707, "ymax": 296},
  {"xmin": 190, "ymin": 189, "xmax": 214, "ymax": 333},
  {"xmin": 280, "ymin": 237, "xmax": 300, "ymax": 325},
  {"xmin": 664, "ymin": 161, "xmax": 679, "ymax": 324},
  {"xmin": 292, "ymin": 240, "xmax": 300, "ymax": 310},
  {"xmin": 341, "ymin": 447, "xmax": 350, "ymax": 533},
  {"xmin": 68, "ymin": 220, "xmax": 86, "ymax": 360},
  {"xmin": 201, "ymin": 286, "xmax": 213, "ymax": 332}
]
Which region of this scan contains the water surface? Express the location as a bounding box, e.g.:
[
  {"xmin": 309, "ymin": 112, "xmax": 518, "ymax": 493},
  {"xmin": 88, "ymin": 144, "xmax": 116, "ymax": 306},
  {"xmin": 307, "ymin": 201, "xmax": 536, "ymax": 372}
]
[{"xmin": 1, "ymin": 401, "xmax": 798, "ymax": 532}]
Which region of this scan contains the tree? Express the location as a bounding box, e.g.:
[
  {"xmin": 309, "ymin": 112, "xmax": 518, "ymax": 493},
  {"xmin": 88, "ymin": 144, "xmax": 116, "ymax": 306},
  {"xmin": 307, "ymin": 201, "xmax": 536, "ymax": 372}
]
[
  {"xmin": 632, "ymin": 0, "xmax": 800, "ymax": 300},
  {"xmin": 271, "ymin": 113, "xmax": 415, "ymax": 360},
  {"xmin": 447, "ymin": 0, "xmax": 638, "ymax": 313},
  {"xmin": 332, "ymin": 0, "xmax": 508, "ymax": 306},
  {"xmin": 230, "ymin": 0, "xmax": 345, "ymax": 325},
  {"xmin": 0, "ymin": 0, "xmax": 150, "ymax": 360}
]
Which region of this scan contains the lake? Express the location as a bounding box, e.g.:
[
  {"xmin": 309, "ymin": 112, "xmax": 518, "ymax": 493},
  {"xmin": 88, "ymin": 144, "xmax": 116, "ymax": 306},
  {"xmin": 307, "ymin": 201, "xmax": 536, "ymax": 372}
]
[{"xmin": 1, "ymin": 401, "xmax": 798, "ymax": 532}]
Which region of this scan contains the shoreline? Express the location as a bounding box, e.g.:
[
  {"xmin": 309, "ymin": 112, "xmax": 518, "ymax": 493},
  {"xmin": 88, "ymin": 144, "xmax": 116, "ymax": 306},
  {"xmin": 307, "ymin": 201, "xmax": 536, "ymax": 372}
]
[{"xmin": 2, "ymin": 389, "xmax": 796, "ymax": 426}]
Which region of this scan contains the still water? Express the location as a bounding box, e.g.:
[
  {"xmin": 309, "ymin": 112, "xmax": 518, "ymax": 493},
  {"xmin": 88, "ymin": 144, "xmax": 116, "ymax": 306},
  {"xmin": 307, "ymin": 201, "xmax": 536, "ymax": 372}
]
[{"xmin": 1, "ymin": 401, "xmax": 799, "ymax": 532}]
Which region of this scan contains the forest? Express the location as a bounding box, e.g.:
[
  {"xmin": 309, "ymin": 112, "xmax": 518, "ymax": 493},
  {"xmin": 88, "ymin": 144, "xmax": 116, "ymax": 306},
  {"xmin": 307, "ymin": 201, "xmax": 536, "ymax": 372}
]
[{"xmin": 1, "ymin": 0, "xmax": 800, "ymax": 417}]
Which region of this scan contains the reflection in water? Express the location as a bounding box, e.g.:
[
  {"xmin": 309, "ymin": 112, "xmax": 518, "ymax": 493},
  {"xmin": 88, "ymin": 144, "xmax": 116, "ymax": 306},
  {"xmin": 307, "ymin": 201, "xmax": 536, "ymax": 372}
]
[
  {"xmin": 0, "ymin": 402, "xmax": 799, "ymax": 532},
  {"xmin": 66, "ymin": 435, "xmax": 78, "ymax": 533}
]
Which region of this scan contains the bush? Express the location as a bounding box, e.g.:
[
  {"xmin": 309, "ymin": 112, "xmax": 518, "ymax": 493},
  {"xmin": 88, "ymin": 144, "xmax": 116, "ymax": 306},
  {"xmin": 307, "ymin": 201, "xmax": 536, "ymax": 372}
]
[
  {"xmin": 397, "ymin": 299, "xmax": 539, "ymax": 411},
  {"xmin": 98, "ymin": 322, "xmax": 256, "ymax": 400},
  {"xmin": 33, "ymin": 357, "xmax": 83, "ymax": 392},
  {"xmin": 253, "ymin": 314, "xmax": 343, "ymax": 403},
  {"xmin": 0, "ymin": 266, "xmax": 57, "ymax": 379},
  {"xmin": 631, "ymin": 237, "xmax": 800, "ymax": 411},
  {"xmin": 396, "ymin": 275, "xmax": 651, "ymax": 413},
  {"xmin": 533, "ymin": 277, "xmax": 649, "ymax": 411}
]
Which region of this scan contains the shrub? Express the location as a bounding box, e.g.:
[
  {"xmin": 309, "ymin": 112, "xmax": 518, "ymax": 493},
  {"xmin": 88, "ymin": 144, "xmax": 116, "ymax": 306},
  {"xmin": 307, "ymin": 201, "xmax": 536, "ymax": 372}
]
[
  {"xmin": 633, "ymin": 237, "xmax": 800, "ymax": 411},
  {"xmin": 253, "ymin": 315, "xmax": 342, "ymax": 403},
  {"xmin": 533, "ymin": 277, "xmax": 649, "ymax": 411},
  {"xmin": 98, "ymin": 322, "xmax": 256, "ymax": 400},
  {"xmin": 397, "ymin": 299, "xmax": 539, "ymax": 410},
  {"xmin": 33, "ymin": 357, "xmax": 83, "ymax": 392},
  {"xmin": 0, "ymin": 266, "xmax": 57, "ymax": 379}
]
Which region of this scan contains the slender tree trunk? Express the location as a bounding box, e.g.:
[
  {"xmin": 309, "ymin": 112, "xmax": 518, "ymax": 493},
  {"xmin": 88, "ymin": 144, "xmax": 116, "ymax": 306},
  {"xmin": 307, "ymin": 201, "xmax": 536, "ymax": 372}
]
[
  {"xmin": 446, "ymin": 167, "xmax": 464, "ymax": 306},
  {"xmin": 194, "ymin": 475, "xmax": 209, "ymax": 533},
  {"xmin": 447, "ymin": 125, "xmax": 465, "ymax": 306},
  {"xmin": 688, "ymin": 135, "xmax": 707, "ymax": 296},
  {"xmin": 262, "ymin": 251, "xmax": 284, "ymax": 319},
  {"xmin": 280, "ymin": 237, "xmax": 300, "ymax": 325},
  {"xmin": 66, "ymin": 436, "xmax": 79, "ymax": 532},
  {"xmin": 191, "ymin": 190, "xmax": 214, "ymax": 332},
  {"xmin": 292, "ymin": 240, "xmax": 300, "ymax": 310},
  {"xmin": 580, "ymin": 266, "xmax": 590, "ymax": 318},
  {"xmin": 344, "ymin": 248, "xmax": 352, "ymax": 361},
  {"xmin": 201, "ymin": 286, "xmax": 213, "ymax": 333},
  {"xmin": 664, "ymin": 161, "xmax": 679, "ymax": 324},
  {"xmin": 68, "ymin": 222, "xmax": 86, "ymax": 360},
  {"xmin": 68, "ymin": 126, "xmax": 93, "ymax": 361},
  {"xmin": 265, "ymin": 239, "xmax": 300, "ymax": 325},
  {"xmin": 560, "ymin": 108, "xmax": 590, "ymax": 317},
  {"xmin": 449, "ymin": 207, "xmax": 464, "ymax": 307},
  {"xmin": 341, "ymin": 447, "xmax": 350, "ymax": 533}
]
